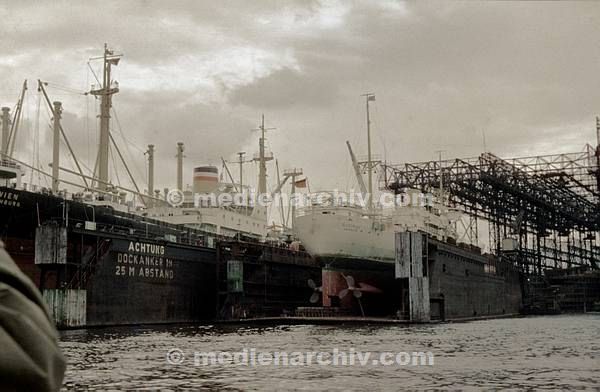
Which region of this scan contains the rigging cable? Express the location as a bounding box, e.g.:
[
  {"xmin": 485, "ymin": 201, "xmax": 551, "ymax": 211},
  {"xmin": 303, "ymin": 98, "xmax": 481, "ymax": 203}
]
[
  {"xmin": 112, "ymin": 107, "xmax": 147, "ymax": 184},
  {"xmin": 87, "ymin": 61, "xmax": 101, "ymax": 86},
  {"xmin": 44, "ymin": 82, "xmax": 87, "ymax": 96},
  {"xmin": 86, "ymin": 64, "xmax": 91, "ymax": 170},
  {"xmin": 30, "ymin": 91, "xmax": 41, "ymax": 186},
  {"xmin": 110, "ymin": 144, "xmax": 121, "ymax": 187}
]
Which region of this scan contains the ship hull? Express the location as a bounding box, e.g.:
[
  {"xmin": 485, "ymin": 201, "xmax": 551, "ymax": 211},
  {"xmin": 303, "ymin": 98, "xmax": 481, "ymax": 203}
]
[
  {"xmin": 311, "ymin": 240, "xmax": 523, "ymax": 321},
  {"xmin": 1, "ymin": 186, "xmax": 326, "ymax": 327},
  {"xmin": 0, "ymin": 186, "xmax": 218, "ymax": 327},
  {"xmin": 83, "ymin": 234, "xmax": 217, "ymax": 326},
  {"xmin": 294, "ymin": 209, "xmax": 395, "ymax": 261}
]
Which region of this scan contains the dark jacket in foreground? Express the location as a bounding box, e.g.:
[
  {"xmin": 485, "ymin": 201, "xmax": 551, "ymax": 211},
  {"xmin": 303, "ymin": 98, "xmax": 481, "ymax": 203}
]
[{"xmin": 0, "ymin": 240, "xmax": 66, "ymax": 391}]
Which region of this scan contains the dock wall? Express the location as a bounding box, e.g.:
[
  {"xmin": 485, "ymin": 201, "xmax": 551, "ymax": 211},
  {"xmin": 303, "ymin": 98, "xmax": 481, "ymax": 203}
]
[{"xmin": 428, "ymin": 241, "xmax": 522, "ymax": 320}]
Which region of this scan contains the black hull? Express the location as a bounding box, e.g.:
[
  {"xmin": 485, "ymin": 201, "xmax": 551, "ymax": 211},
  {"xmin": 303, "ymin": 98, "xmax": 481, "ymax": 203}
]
[
  {"xmin": 0, "ymin": 187, "xmax": 321, "ymax": 327},
  {"xmin": 83, "ymin": 234, "xmax": 217, "ymax": 326},
  {"xmin": 216, "ymin": 240, "xmax": 321, "ymax": 319},
  {"xmin": 0, "ymin": 187, "xmax": 218, "ymax": 326},
  {"xmin": 315, "ymin": 239, "xmax": 523, "ymax": 320}
]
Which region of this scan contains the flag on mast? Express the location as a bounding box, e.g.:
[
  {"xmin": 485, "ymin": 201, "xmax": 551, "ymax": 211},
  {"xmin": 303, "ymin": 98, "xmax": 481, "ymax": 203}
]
[
  {"xmin": 367, "ymin": 95, "xmax": 376, "ymax": 102},
  {"xmin": 294, "ymin": 178, "xmax": 308, "ymax": 188}
]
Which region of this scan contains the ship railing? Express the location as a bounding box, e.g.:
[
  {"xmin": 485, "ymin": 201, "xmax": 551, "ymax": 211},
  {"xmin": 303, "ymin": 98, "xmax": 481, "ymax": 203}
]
[
  {"xmin": 295, "ymin": 204, "xmax": 366, "ymax": 218},
  {"xmin": 71, "ymin": 217, "xmax": 176, "ymax": 241},
  {"xmin": 69, "ymin": 215, "xmax": 227, "ymax": 249},
  {"xmin": 0, "ymin": 158, "xmax": 21, "ymax": 170},
  {"xmin": 300, "ymin": 191, "xmax": 367, "ymax": 208}
]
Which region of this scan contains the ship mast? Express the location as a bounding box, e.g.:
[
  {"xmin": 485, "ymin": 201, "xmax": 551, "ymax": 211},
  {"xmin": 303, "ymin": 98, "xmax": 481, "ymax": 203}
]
[
  {"xmin": 0, "ymin": 107, "xmax": 10, "ymax": 157},
  {"xmin": 146, "ymin": 144, "xmax": 155, "ymax": 206},
  {"xmin": 176, "ymin": 142, "xmax": 185, "ymax": 191},
  {"xmin": 237, "ymin": 152, "xmax": 244, "ymax": 189},
  {"xmin": 51, "ymin": 101, "xmax": 62, "ymax": 193},
  {"xmin": 596, "ymin": 117, "xmax": 600, "ymax": 198},
  {"xmin": 90, "ymin": 44, "xmax": 121, "ymax": 191},
  {"xmin": 7, "ymin": 80, "xmax": 27, "ymax": 157},
  {"xmin": 254, "ymin": 114, "xmax": 275, "ymax": 195},
  {"xmin": 362, "ymin": 93, "xmax": 375, "ymax": 210}
]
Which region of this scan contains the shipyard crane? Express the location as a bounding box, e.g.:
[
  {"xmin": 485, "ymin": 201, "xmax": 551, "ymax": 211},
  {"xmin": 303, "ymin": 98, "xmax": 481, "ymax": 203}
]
[
  {"xmin": 271, "ymin": 171, "xmax": 292, "ymax": 196},
  {"xmin": 346, "ymin": 140, "xmax": 368, "ymax": 198},
  {"xmin": 221, "ymin": 157, "xmax": 239, "ymax": 192}
]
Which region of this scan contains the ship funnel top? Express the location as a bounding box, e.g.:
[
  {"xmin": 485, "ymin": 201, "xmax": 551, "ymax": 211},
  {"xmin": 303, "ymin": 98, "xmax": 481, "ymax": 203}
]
[{"xmin": 193, "ymin": 165, "xmax": 219, "ymax": 194}]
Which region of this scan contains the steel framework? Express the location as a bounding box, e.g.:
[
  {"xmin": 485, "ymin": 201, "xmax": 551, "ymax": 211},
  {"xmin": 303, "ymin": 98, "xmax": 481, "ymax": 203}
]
[{"xmin": 381, "ymin": 144, "xmax": 600, "ymax": 275}]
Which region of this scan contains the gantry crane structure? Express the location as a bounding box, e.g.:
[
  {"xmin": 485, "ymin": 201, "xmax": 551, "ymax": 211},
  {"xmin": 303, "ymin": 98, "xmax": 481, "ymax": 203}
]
[{"xmin": 381, "ymin": 139, "xmax": 600, "ymax": 276}]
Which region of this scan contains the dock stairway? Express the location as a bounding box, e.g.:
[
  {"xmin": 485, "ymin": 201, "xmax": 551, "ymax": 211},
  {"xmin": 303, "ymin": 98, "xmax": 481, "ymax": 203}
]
[{"xmin": 66, "ymin": 239, "xmax": 112, "ymax": 289}]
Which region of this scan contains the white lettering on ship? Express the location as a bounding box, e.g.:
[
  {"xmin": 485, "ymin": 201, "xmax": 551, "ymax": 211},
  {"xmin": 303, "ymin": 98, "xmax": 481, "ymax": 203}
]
[
  {"xmin": 115, "ymin": 241, "xmax": 173, "ymax": 280},
  {"xmin": 0, "ymin": 191, "xmax": 20, "ymax": 207},
  {"xmin": 127, "ymin": 241, "xmax": 165, "ymax": 255}
]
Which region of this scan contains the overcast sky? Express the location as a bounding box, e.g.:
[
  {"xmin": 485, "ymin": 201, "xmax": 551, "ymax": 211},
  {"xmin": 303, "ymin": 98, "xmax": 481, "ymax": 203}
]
[{"xmin": 1, "ymin": 0, "xmax": 600, "ymax": 193}]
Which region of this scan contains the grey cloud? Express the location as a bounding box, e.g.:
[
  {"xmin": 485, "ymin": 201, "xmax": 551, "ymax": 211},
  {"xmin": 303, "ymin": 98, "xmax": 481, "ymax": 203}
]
[
  {"xmin": 229, "ymin": 67, "xmax": 340, "ymax": 108},
  {"xmin": 1, "ymin": 0, "xmax": 600, "ymax": 194}
]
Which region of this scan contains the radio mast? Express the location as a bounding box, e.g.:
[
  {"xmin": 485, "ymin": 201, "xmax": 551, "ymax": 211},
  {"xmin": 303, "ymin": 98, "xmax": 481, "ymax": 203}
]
[{"xmin": 90, "ymin": 44, "xmax": 121, "ymax": 191}]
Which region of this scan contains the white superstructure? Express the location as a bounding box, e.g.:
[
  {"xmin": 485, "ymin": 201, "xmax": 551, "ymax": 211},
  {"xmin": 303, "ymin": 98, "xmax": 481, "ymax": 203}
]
[
  {"xmin": 143, "ymin": 116, "xmax": 279, "ymax": 241},
  {"xmin": 294, "ymin": 190, "xmax": 458, "ymax": 262},
  {"xmin": 146, "ymin": 186, "xmax": 269, "ymax": 240},
  {"xmin": 294, "ymin": 94, "xmax": 458, "ymax": 262}
]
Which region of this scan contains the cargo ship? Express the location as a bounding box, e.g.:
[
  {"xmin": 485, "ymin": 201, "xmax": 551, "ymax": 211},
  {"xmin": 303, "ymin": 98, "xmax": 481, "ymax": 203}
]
[
  {"xmin": 294, "ymin": 94, "xmax": 523, "ymax": 320},
  {"xmin": 295, "ymin": 188, "xmax": 523, "ymax": 320},
  {"xmin": 0, "ymin": 45, "xmax": 318, "ymax": 327}
]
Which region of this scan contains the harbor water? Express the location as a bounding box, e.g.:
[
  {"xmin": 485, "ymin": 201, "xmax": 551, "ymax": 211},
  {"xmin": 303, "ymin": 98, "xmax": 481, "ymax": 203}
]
[{"xmin": 60, "ymin": 315, "xmax": 599, "ymax": 390}]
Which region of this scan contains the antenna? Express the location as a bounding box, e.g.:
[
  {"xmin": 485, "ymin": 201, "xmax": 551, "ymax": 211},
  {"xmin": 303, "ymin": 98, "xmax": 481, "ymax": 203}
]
[
  {"xmin": 252, "ymin": 114, "xmax": 276, "ymax": 195},
  {"xmin": 481, "ymin": 129, "xmax": 488, "ymax": 153},
  {"xmin": 361, "ymin": 93, "xmax": 375, "ymax": 210}
]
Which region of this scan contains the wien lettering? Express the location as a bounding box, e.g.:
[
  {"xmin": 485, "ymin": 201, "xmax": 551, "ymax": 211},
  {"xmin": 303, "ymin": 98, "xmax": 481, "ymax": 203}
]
[{"xmin": 0, "ymin": 191, "xmax": 20, "ymax": 207}]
